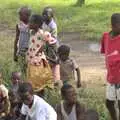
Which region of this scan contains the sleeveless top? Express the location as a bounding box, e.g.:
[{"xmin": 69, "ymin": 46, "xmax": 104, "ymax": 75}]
[
  {"xmin": 18, "ymin": 21, "xmax": 30, "ymax": 55},
  {"xmin": 61, "ymin": 102, "xmax": 77, "ymax": 120}
]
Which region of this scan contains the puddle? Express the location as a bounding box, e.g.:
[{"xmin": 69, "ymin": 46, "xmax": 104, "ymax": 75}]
[{"xmin": 89, "ymin": 43, "xmax": 100, "ymax": 52}]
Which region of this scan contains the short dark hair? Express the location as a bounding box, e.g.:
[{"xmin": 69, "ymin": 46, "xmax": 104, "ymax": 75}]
[
  {"xmin": 58, "ymin": 45, "xmax": 70, "ymax": 56},
  {"xmin": 111, "ymin": 13, "xmax": 120, "ymax": 26},
  {"xmin": 18, "ymin": 6, "xmax": 31, "ymax": 16},
  {"xmin": 18, "ymin": 82, "xmax": 33, "ymax": 95},
  {"xmin": 29, "ymin": 14, "xmax": 43, "ymax": 27},
  {"xmin": 61, "ymin": 84, "xmax": 73, "ymax": 97},
  {"xmin": 85, "ymin": 109, "xmax": 99, "ymax": 120},
  {"xmin": 42, "ymin": 7, "xmax": 54, "ymax": 18},
  {"xmin": 11, "ymin": 72, "xmax": 21, "ymax": 80}
]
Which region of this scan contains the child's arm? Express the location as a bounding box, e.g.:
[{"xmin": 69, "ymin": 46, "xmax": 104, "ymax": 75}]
[
  {"xmin": 72, "ymin": 59, "xmax": 81, "ymax": 88},
  {"xmin": 55, "ymin": 104, "xmax": 62, "ymax": 120},
  {"xmin": 4, "ymin": 97, "xmax": 10, "ymax": 115},
  {"xmin": 14, "ymin": 24, "xmax": 20, "ymax": 61},
  {"xmin": 50, "ymin": 27, "xmax": 57, "ymax": 39},
  {"xmin": 49, "ymin": 21, "xmax": 57, "ymax": 39},
  {"xmin": 76, "ymin": 67, "xmax": 81, "ymax": 88},
  {"xmin": 100, "ymin": 33, "xmax": 106, "ymax": 54}
]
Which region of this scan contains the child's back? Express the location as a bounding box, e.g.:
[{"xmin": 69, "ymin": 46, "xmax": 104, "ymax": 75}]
[
  {"xmin": 60, "ymin": 58, "xmax": 77, "ymax": 83},
  {"xmin": 14, "ymin": 6, "xmax": 31, "ymax": 57}
]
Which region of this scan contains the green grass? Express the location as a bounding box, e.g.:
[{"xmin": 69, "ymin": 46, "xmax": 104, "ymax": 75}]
[
  {"xmin": 0, "ymin": 0, "xmax": 120, "ymax": 40},
  {"xmin": 0, "ymin": 0, "xmax": 120, "ymax": 119}
]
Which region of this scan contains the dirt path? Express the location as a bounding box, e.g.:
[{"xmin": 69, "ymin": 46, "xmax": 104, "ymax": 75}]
[
  {"xmin": 0, "ymin": 24, "xmax": 106, "ymax": 87},
  {"xmin": 59, "ymin": 32, "xmax": 106, "ymax": 87}
]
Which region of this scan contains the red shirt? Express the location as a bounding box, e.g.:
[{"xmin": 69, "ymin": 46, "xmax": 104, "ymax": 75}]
[{"xmin": 100, "ymin": 32, "xmax": 120, "ymax": 84}]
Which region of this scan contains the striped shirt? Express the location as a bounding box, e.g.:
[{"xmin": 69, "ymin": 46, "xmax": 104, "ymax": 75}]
[{"xmin": 18, "ymin": 21, "xmax": 30, "ymax": 55}]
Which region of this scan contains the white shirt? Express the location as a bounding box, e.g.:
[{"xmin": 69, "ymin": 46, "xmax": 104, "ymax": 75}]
[
  {"xmin": 21, "ymin": 95, "xmax": 57, "ymax": 120},
  {"xmin": 42, "ymin": 19, "xmax": 57, "ymax": 38}
]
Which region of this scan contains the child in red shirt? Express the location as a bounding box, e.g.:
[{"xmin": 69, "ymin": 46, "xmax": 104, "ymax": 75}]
[{"xmin": 100, "ymin": 13, "xmax": 120, "ymax": 120}]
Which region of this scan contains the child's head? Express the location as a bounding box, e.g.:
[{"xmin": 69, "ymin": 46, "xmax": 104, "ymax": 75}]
[
  {"xmin": 18, "ymin": 6, "xmax": 31, "ymax": 23},
  {"xmin": 11, "ymin": 72, "xmax": 21, "ymax": 85},
  {"xmin": 18, "ymin": 82, "xmax": 33, "ymax": 106},
  {"xmin": 29, "ymin": 14, "xmax": 43, "ymax": 30},
  {"xmin": 111, "ymin": 13, "xmax": 120, "ymax": 34},
  {"xmin": 58, "ymin": 45, "xmax": 70, "ymax": 61},
  {"xmin": 61, "ymin": 84, "xmax": 77, "ymax": 105},
  {"xmin": 42, "ymin": 7, "xmax": 54, "ymax": 24},
  {"xmin": 85, "ymin": 109, "xmax": 99, "ymax": 120}
]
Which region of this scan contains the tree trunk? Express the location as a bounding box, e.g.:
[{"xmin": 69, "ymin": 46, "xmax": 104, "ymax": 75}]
[{"xmin": 76, "ymin": 0, "xmax": 85, "ymax": 6}]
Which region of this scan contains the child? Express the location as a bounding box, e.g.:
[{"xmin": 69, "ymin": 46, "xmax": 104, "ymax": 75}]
[
  {"xmin": 17, "ymin": 82, "xmax": 57, "ymax": 120},
  {"xmin": 10, "ymin": 72, "xmax": 22, "ymax": 95},
  {"xmin": 8, "ymin": 72, "xmax": 23, "ymax": 119},
  {"xmin": 58, "ymin": 45, "xmax": 81, "ymax": 88},
  {"xmin": 55, "ymin": 84, "xmax": 85, "ymax": 120},
  {"xmin": 14, "ymin": 6, "xmax": 31, "ymax": 77},
  {"xmin": 42, "ymin": 7, "xmax": 60, "ymax": 85},
  {"xmin": 85, "ymin": 109, "xmax": 99, "ymax": 120},
  {"xmin": 0, "ymin": 73, "xmax": 10, "ymax": 119},
  {"xmin": 42, "ymin": 7, "xmax": 58, "ymax": 43},
  {"xmin": 27, "ymin": 14, "xmax": 55, "ymax": 95},
  {"xmin": 100, "ymin": 13, "xmax": 120, "ymax": 120}
]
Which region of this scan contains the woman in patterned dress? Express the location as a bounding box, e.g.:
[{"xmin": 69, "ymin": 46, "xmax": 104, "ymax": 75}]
[{"xmin": 26, "ymin": 14, "xmax": 55, "ymax": 95}]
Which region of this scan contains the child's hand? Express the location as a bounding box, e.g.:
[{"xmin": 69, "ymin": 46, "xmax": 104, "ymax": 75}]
[
  {"xmin": 44, "ymin": 31, "xmax": 57, "ymax": 44},
  {"xmin": 44, "ymin": 31, "xmax": 51, "ymax": 42}
]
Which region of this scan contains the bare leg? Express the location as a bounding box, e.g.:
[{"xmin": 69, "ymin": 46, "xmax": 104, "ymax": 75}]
[
  {"xmin": 118, "ymin": 100, "xmax": 120, "ymax": 120},
  {"xmin": 106, "ymin": 99, "xmax": 117, "ymax": 120}
]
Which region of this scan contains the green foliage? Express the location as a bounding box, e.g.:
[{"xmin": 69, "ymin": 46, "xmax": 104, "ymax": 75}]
[
  {"xmin": 44, "ymin": 88, "xmax": 61, "ymax": 107},
  {"xmin": 0, "ymin": 0, "xmax": 120, "ymax": 40},
  {"xmin": 0, "ymin": 0, "xmax": 120, "ymax": 119},
  {"xmin": 78, "ymin": 88, "xmax": 109, "ymax": 120}
]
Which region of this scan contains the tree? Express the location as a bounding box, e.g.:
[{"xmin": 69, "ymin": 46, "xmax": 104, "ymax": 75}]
[{"xmin": 76, "ymin": 0, "xmax": 85, "ymax": 6}]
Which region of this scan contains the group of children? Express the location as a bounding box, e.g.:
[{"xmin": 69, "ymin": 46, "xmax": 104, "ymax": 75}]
[
  {"xmin": 1, "ymin": 4, "xmax": 120, "ymax": 120},
  {"xmin": 0, "ymin": 72, "xmax": 99, "ymax": 120},
  {"xmin": 0, "ymin": 5, "xmax": 100, "ymax": 120},
  {"xmin": 14, "ymin": 6, "xmax": 81, "ymax": 94}
]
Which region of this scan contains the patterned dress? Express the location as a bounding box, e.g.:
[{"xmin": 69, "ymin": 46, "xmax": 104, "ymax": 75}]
[{"xmin": 26, "ymin": 29, "xmax": 53, "ymax": 92}]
